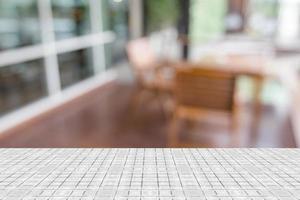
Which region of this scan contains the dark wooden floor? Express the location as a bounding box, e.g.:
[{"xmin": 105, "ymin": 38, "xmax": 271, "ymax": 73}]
[{"xmin": 0, "ymin": 81, "xmax": 296, "ymax": 147}]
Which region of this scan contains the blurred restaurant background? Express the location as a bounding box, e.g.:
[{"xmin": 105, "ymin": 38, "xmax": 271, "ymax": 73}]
[{"xmin": 0, "ymin": 0, "xmax": 299, "ymax": 147}]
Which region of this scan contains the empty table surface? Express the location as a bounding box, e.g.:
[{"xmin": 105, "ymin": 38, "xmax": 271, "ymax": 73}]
[{"xmin": 0, "ymin": 149, "xmax": 300, "ymax": 199}]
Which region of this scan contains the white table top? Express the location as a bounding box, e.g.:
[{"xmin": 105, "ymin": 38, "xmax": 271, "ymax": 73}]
[{"xmin": 0, "ymin": 149, "xmax": 300, "ymax": 199}]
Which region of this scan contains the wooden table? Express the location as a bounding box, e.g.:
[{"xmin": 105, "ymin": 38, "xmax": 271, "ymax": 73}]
[
  {"xmin": 171, "ymin": 54, "xmax": 278, "ymax": 140},
  {"xmin": 176, "ymin": 55, "xmax": 273, "ymax": 110}
]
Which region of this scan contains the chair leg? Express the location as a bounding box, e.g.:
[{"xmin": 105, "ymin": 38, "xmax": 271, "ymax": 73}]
[
  {"xmin": 154, "ymin": 90, "xmax": 171, "ymax": 121},
  {"xmin": 229, "ymin": 112, "xmax": 240, "ymax": 147},
  {"xmin": 162, "ymin": 92, "xmax": 175, "ymax": 120},
  {"xmin": 128, "ymin": 86, "xmax": 148, "ymax": 118},
  {"xmin": 168, "ymin": 112, "xmax": 179, "ymax": 147}
]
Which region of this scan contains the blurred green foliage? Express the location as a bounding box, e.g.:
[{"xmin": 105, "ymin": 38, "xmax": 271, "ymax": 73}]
[
  {"xmin": 190, "ymin": 0, "xmax": 226, "ymax": 43},
  {"xmin": 145, "ymin": 0, "xmax": 180, "ymax": 33},
  {"xmin": 250, "ymin": 0, "xmax": 278, "ymax": 18}
]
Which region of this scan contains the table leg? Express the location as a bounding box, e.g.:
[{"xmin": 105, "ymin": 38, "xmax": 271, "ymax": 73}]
[{"xmin": 251, "ymin": 76, "xmax": 264, "ymax": 143}]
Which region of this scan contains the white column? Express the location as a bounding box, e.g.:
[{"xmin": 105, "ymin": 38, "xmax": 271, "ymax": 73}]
[
  {"xmin": 37, "ymin": 0, "xmax": 61, "ymax": 95},
  {"xmin": 277, "ymin": 0, "xmax": 300, "ymax": 44},
  {"xmin": 129, "ymin": 0, "xmax": 143, "ymax": 39}
]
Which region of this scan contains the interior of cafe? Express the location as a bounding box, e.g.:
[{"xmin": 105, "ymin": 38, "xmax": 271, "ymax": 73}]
[{"xmin": 0, "ymin": 0, "xmax": 299, "ymax": 148}]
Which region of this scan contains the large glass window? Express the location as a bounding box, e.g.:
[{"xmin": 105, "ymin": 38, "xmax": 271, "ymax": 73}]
[
  {"xmin": 51, "ymin": 0, "xmax": 91, "ymax": 40},
  {"xmin": 0, "ymin": 0, "xmax": 41, "ymax": 51},
  {"xmin": 0, "ymin": 59, "xmax": 47, "ymax": 116},
  {"xmin": 58, "ymin": 48, "xmax": 93, "ymax": 88},
  {"xmin": 0, "ymin": 0, "xmax": 114, "ymax": 118}
]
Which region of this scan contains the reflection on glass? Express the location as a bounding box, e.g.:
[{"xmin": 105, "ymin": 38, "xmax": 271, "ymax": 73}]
[
  {"xmin": 0, "ymin": 0, "xmax": 41, "ymax": 51},
  {"xmin": 51, "ymin": 0, "xmax": 91, "ymax": 40},
  {"xmin": 0, "ymin": 59, "xmax": 47, "ymax": 116},
  {"xmin": 58, "ymin": 48, "xmax": 94, "ymax": 89},
  {"xmin": 102, "ymin": 0, "xmax": 129, "ymax": 67}
]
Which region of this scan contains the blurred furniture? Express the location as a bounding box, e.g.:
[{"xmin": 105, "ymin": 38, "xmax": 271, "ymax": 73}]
[
  {"xmin": 190, "ymin": 38, "xmax": 274, "ymax": 110},
  {"xmin": 168, "ymin": 63, "xmax": 239, "ymax": 146},
  {"xmin": 126, "ymin": 38, "xmax": 174, "ymax": 116},
  {"xmin": 198, "ymin": 54, "xmax": 268, "ymax": 121}
]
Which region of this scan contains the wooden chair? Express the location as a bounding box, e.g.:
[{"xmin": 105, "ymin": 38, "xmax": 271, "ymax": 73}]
[
  {"xmin": 126, "ymin": 38, "xmax": 174, "ymax": 117},
  {"xmin": 168, "ymin": 64, "xmax": 240, "ymax": 146}
]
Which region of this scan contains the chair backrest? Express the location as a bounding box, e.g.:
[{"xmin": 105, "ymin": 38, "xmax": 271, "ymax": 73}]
[
  {"xmin": 175, "ymin": 65, "xmax": 236, "ymax": 112},
  {"xmin": 126, "ymin": 38, "xmax": 157, "ymax": 71}
]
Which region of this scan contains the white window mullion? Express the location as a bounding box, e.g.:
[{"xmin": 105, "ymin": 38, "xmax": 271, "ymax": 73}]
[
  {"xmin": 89, "ymin": 0, "xmax": 107, "ymax": 73},
  {"xmin": 0, "ymin": 45, "xmax": 44, "ymax": 68},
  {"xmin": 37, "ymin": 0, "xmax": 61, "ymax": 95},
  {"xmin": 0, "ymin": 32, "xmax": 114, "ymax": 68}
]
